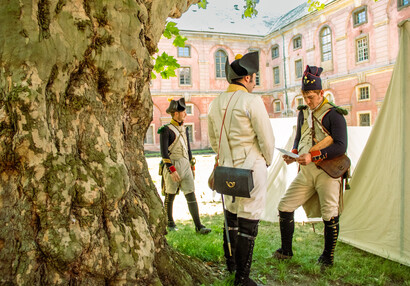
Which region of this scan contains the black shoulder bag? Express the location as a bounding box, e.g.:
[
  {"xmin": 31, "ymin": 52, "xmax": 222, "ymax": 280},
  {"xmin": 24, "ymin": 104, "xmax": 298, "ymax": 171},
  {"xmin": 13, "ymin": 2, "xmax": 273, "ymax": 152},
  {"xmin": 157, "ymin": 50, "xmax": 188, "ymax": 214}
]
[{"xmin": 209, "ymin": 92, "xmax": 254, "ymax": 199}]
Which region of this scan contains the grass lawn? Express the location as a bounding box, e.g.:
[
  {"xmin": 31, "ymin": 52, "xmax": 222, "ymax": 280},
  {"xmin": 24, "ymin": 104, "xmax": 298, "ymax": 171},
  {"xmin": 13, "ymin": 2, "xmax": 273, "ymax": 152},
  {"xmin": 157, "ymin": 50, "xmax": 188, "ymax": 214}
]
[{"xmin": 166, "ymin": 214, "xmax": 410, "ymax": 285}]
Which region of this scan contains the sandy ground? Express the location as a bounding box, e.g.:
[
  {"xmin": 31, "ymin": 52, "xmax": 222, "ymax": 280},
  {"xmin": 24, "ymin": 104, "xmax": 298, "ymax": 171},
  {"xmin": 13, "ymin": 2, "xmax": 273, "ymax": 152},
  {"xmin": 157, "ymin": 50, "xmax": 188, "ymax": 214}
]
[{"xmin": 146, "ymin": 154, "xmax": 223, "ymax": 221}]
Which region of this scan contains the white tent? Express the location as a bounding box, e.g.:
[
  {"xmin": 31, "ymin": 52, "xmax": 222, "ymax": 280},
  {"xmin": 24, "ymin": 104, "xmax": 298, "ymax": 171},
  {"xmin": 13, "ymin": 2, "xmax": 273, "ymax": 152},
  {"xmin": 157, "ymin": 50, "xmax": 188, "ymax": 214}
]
[
  {"xmin": 262, "ymin": 118, "xmax": 372, "ymax": 222},
  {"xmin": 339, "ymin": 20, "xmax": 410, "ymax": 267}
]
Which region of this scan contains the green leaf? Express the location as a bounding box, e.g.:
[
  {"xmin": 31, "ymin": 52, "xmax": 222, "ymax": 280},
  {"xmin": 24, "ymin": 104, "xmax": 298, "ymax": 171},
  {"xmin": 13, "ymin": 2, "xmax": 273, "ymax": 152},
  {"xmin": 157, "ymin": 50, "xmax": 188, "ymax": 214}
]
[
  {"xmin": 197, "ymin": 0, "xmax": 208, "ymax": 9},
  {"xmin": 308, "ymin": 0, "xmax": 325, "ymax": 12},
  {"xmin": 152, "ymin": 52, "xmax": 180, "ymax": 79},
  {"xmin": 242, "ymin": 0, "xmax": 258, "ymax": 18},
  {"xmin": 163, "ymin": 21, "xmax": 180, "ymax": 39},
  {"xmin": 173, "ymin": 35, "xmax": 187, "ymax": 48}
]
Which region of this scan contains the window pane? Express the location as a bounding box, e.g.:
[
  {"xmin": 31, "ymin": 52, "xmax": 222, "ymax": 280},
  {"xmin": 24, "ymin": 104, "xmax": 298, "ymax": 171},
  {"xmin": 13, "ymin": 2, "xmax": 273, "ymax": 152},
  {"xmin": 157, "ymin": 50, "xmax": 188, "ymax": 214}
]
[
  {"xmin": 186, "ymin": 105, "xmax": 193, "ymax": 115},
  {"xmin": 179, "ymin": 67, "xmax": 191, "ymax": 85},
  {"xmin": 357, "ymin": 37, "xmax": 369, "ymax": 62},
  {"xmin": 321, "ymin": 27, "xmax": 332, "ymax": 61},
  {"xmin": 272, "ymin": 46, "xmax": 279, "ymax": 59},
  {"xmin": 275, "ymin": 101, "xmax": 281, "ymax": 112},
  {"xmin": 359, "ymin": 87, "xmax": 369, "ymax": 100},
  {"xmin": 293, "ymin": 37, "xmax": 302, "ymax": 49},
  {"xmin": 295, "ymin": 60, "xmax": 303, "ymax": 78},
  {"xmin": 186, "ymin": 125, "xmax": 194, "ymax": 143},
  {"xmin": 215, "ymin": 50, "xmax": 227, "ymax": 78},
  {"xmin": 297, "ymin": 98, "xmax": 304, "ymax": 106},
  {"xmin": 273, "ymin": 67, "xmax": 280, "ymax": 84},
  {"xmin": 354, "ymin": 8, "xmax": 367, "ymax": 25},
  {"xmin": 359, "ymin": 113, "xmax": 370, "ymax": 126},
  {"xmin": 178, "ymin": 46, "xmax": 190, "ymax": 57}
]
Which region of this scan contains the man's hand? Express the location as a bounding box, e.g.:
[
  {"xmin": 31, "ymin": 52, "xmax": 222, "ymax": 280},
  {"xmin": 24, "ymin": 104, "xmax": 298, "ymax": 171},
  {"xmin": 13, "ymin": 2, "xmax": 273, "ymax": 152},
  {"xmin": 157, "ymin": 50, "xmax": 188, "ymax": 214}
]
[
  {"xmin": 296, "ymin": 153, "xmax": 312, "ymax": 166},
  {"xmin": 170, "ymin": 171, "xmax": 181, "ymax": 182},
  {"xmin": 283, "ymin": 155, "xmax": 296, "ymax": 165}
]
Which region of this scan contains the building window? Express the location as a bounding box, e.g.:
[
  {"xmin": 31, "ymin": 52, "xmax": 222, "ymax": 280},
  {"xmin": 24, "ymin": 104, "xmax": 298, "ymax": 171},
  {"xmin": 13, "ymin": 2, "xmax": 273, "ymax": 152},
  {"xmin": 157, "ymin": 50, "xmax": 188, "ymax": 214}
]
[
  {"xmin": 248, "ymin": 49, "xmax": 260, "ymax": 86},
  {"xmin": 356, "ymin": 36, "xmax": 369, "ymax": 62},
  {"xmin": 353, "ymin": 7, "xmax": 367, "ymax": 26},
  {"xmin": 320, "ymin": 26, "xmax": 332, "ymax": 62},
  {"xmin": 357, "ymin": 85, "xmax": 370, "ymax": 101},
  {"xmin": 271, "ymin": 45, "xmax": 279, "ymax": 59},
  {"xmin": 295, "ymin": 59, "xmax": 303, "ymax": 78},
  {"xmin": 186, "ymin": 103, "xmax": 194, "ymax": 115},
  {"xmin": 399, "ymin": 0, "xmax": 409, "ymax": 8},
  {"xmin": 177, "ymin": 46, "xmax": 190, "ymax": 57},
  {"xmin": 359, "ymin": 112, "xmax": 371, "ymax": 126},
  {"xmin": 215, "ymin": 50, "xmax": 227, "ymax": 78},
  {"xmin": 296, "ymin": 96, "xmax": 304, "ymax": 107},
  {"xmin": 144, "ymin": 125, "xmax": 154, "ymax": 144},
  {"xmin": 179, "ymin": 67, "xmax": 191, "ymax": 85},
  {"xmin": 273, "ymin": 66, "xmax": 280, "ymax": 85},
  {"xmin": 274, "ymin": 101, "xmax": 281, "ymax": 113},
  {"xmin": 185, "ymin": 124, "xmax": 194, "ymax": 143},
  {"xmin": 293, "ymin": 36, "xmax": 302, "ymax": 50}
]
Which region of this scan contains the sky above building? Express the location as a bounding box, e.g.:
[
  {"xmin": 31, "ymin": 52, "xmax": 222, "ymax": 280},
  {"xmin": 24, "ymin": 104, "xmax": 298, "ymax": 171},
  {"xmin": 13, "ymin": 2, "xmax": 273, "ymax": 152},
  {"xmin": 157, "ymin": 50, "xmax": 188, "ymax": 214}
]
[{"xmin": 172, "ymin": 0, "xmax": 310, "ymax": 36}]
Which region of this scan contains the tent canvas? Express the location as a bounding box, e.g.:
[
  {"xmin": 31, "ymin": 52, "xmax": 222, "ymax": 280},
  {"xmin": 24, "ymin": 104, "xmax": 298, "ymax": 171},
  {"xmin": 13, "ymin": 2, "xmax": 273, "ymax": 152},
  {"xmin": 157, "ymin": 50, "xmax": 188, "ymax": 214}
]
[
  {"xmin": 262, "ymin": 119, "xmax": 372, "ymax": 222},
  {"xmin": 339, "ymin": 20, "xmax": 410, "ymax": 267}
]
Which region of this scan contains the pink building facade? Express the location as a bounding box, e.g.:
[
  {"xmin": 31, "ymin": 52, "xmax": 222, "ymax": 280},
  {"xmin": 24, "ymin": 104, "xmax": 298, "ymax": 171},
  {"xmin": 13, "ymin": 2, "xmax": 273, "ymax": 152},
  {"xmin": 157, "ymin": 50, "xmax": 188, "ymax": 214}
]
[{"xmin": 145, "ymin": 0, "xmax": 410, "ymax": 151}]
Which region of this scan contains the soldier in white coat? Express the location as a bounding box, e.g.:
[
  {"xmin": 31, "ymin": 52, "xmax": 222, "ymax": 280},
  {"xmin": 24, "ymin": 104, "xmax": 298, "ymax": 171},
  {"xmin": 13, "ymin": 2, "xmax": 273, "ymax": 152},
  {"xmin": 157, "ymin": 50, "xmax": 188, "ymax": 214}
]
[{"xmin": 208, "ymin": 52, "xmax": 275, "ymax": 286}]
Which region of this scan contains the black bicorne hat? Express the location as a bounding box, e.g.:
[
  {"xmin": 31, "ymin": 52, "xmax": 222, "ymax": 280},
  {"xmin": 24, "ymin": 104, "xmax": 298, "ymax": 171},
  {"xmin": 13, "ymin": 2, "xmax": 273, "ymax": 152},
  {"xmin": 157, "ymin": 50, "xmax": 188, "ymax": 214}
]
[
  {"xmin": 166, "ymin": 97, "xmax": 186, "ymax": 114},
  {"xmin": 225, "ymin": 52, "xmax": 259, "ymax": 84},
  {"xmin": 302, "ymin": 65, "xmax": 323, "ymax": 91}
]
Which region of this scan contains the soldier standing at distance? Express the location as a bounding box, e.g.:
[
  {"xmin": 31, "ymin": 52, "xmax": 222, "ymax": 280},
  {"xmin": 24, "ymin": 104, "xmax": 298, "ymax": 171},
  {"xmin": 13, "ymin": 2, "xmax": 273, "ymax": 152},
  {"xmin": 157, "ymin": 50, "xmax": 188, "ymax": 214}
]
[{"xmin": 158, "ymin": 98, "xmax": 211, "ymax": 234}]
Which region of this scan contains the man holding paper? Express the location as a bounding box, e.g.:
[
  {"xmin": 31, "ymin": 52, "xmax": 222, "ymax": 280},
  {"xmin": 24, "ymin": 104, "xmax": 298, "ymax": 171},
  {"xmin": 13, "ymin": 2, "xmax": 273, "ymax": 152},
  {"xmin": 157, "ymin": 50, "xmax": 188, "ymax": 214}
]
[{"xmin": 274, "ymin": 65, "xmax": 348, "ymax": 268}]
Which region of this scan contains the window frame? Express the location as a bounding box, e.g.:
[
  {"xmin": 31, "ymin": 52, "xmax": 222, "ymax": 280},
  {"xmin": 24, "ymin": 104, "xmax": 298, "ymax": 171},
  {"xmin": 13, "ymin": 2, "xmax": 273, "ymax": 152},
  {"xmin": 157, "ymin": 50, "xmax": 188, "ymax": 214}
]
[
  {"xmin": 398, "ymin": 0, "xmax": 409, "ymax": 9},
  {"xmin": 357, "ymin": 111, "xmax": 371, "ymax": 126},
  {"xmin": 177, "ymin": 45, "xmax": 191, "ymax": 57},
  {"xmin": 274, "ymin": 100, "xmax": 282, "ymax": 113},
  {"xmin": 144, "ymin": 124, "xmax": 155, "ymax": 145},
  {"xmin": 273, "ymin": 66, "xmax": 280, "ymax": 85},
  {"xmin": 271, "ymin": 45, "xmax": 279, "ymax": 59},
  {"xmin": 295, "ymin": 96, "xmax": 304, "ymax": 108},
  {"xmin": 185, "ymin": 123, "xmax": 195, "ymax": 143},
  {"xmin": 356, "ymin": 35, "xmax": 369, "ymax": 63},
  {"xmin": 320, "ymin": 26, "xmax": 333, "ymax": 62},
  {"xmin": 185, "ymin": 103, "xmax": 194, "ymax": 115},
  {"xmin": 179, "ymin": 66, "xmax": 192, "ymax": 86},
  {"xmin": 356, "ymin": 84, "xmax": 371, "ymax": 101},
  {"xmin": 293, "ymin": 35, "xmax": 302, "ymax": 50},
  {"xmin": 295, "ymin": 59, "xmax": 303, "ymax": 79},
  {"xmin": 353, "ymin": 6, "xmax": 368, "ymax": 27},
  {"xmin": 215, "ymin": 49, "xmax": 227, "ymax": 79}
]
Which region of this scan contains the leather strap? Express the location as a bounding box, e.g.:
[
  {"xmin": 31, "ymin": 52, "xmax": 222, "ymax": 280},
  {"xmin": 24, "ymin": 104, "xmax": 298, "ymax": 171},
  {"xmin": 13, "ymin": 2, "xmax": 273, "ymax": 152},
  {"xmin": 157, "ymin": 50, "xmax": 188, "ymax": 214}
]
[{"xmin": 216, "ymin": 91, "xmax": 238, "ymax": 163}]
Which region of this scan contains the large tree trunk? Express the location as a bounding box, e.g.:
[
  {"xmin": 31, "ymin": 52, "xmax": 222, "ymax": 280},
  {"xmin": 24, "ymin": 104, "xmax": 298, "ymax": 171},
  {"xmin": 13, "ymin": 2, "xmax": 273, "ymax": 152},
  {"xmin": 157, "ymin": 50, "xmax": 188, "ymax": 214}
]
[{"xmin": 0, "ymin": 0, "xmax": 213, "ymax": 285}]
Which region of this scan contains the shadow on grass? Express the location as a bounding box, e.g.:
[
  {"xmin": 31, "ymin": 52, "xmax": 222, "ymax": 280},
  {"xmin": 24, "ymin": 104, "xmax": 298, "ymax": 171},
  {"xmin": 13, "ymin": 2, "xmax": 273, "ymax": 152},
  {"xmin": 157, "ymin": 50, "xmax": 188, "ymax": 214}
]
[{"xmin": 166, "ymin": 214, "xmax": 410, "ymax": 286}]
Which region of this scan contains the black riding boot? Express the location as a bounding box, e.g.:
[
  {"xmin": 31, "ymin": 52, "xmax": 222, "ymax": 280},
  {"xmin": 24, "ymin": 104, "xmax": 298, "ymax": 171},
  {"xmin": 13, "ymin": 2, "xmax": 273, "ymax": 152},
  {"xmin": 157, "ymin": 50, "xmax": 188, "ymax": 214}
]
[
  {"xmin": 274, "ymin": 211, "xmax": 294, "ymax": 259},
  {"xmin": 164, "ymin": 193, "xmax": 177, "ymax": 230},
  {"xmin": 223, "ymin": 210, "xmax": 238, "ymax": 273},
  {"xmin": 234, "ymin": 218, "xmax": 259, "ymax": 286},
  {"xmin": 318, "ymin": 216, "xmax": 339, "ymax": 267},
  {"xmin": 185, "ymin": 192, "xmax": 211, "ymax": 234}
]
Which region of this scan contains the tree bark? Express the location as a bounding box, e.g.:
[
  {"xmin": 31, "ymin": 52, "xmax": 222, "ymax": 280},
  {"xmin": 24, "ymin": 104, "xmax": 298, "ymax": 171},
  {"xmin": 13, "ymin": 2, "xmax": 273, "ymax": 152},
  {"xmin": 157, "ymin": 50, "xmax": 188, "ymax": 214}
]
[{"xmin": 0, "ymin": 0, "xmax": 213, "ymax": 285}]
